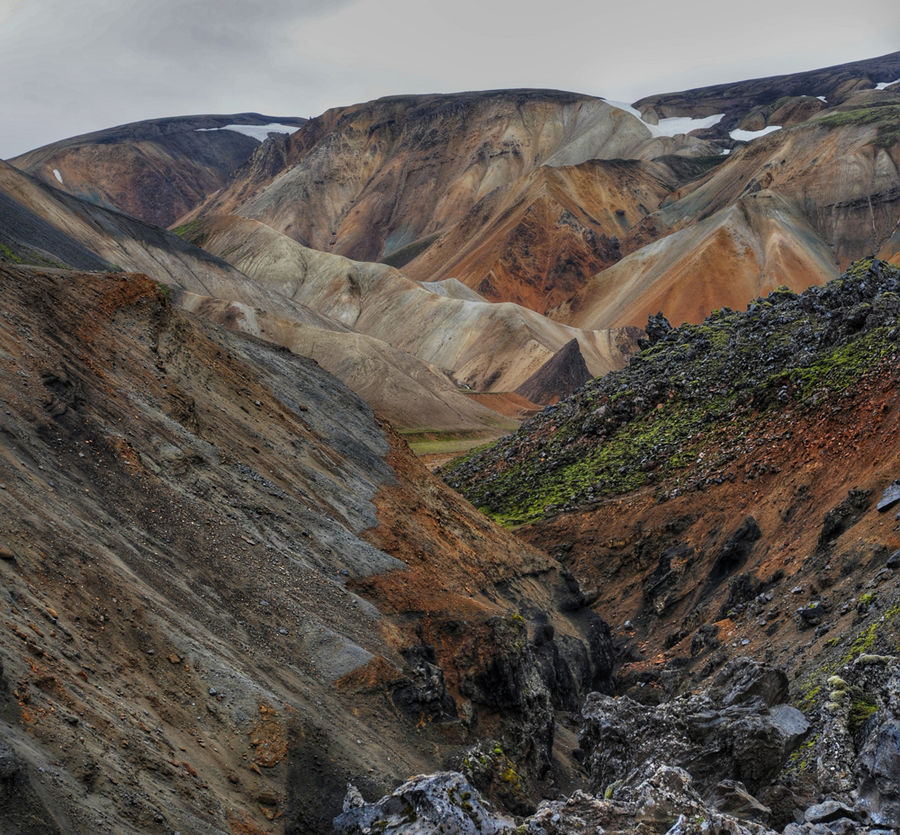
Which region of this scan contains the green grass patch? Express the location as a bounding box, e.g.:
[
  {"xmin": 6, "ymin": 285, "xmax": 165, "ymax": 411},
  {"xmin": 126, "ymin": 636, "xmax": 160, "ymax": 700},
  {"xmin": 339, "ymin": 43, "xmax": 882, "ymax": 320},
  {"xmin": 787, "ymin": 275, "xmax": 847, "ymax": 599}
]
[
  {"xmin": 812, "ymin": 104, "xmax": 900, "ymax": 148},
  {"xmin": 0, "ymin": 242, "xmax": 24, "ymax": 263},
  {"xmin": 402, "ymin": 427, "xmax": 514, "ymax": 458},
  {"xmin": 170, "ymin": 219, "xmax": 208, "ymax": 245},
  {"xmin": 379, "ymin": 234, "xmax": 439, "ymax": 269}
]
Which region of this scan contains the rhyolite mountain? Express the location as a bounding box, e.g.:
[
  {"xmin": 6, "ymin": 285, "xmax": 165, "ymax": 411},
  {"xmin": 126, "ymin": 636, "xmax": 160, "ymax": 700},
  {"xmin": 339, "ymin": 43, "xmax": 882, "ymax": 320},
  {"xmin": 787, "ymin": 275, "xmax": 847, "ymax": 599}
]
[
  {"xmin": 2, "ymin": 52, "xmax": 900, "ymax": 834},
  {"xmin": 9, "ymin": 113, "xmax": 306, "ymax": 228},
  {"xmin": 168, "ymin": 52, "xmax": 900, "ymax": 330}
]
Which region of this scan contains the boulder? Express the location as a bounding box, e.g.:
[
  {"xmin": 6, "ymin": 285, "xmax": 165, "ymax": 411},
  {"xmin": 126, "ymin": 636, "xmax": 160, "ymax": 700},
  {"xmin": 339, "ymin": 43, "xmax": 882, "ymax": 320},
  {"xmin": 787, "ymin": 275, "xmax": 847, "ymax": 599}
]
[
  {"xmin": 876, "ymin": 480, "xmax": 900, "ymax": 512},
  {"xmin": 580, "ymin": 659, "xmax": 807, "ymax": 801},
  {"xmin": 332, "ymin": 772, "xmax": 515, "ymax": 834}
]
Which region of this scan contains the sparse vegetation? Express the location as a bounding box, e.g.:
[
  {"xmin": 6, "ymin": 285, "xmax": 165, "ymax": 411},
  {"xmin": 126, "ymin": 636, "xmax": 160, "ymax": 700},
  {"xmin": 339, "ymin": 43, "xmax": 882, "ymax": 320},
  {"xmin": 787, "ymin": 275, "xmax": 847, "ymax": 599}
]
[
  {"xmin": 813, "ymin": 103, "xmax": 900, "ymax": 148},
  {"xmin": 444, "ymin": 259, "xmax": 900, "ymax": 526},
  {"xmin": 0, "ymin": 242, "xmax": 24, "ymax": 263}
]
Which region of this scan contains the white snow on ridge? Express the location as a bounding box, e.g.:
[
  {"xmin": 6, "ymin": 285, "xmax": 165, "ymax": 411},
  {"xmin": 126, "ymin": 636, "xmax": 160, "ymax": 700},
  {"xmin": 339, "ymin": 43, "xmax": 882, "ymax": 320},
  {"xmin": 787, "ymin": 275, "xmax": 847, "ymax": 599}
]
[
  {"xmin": 604, "ymin": 100, "xmax": 724, "ymax": 137},
  {"xmin": 875, "ymin": 78, "xmax": 900, "ymax": 91},
  {"xmin": 654, "ymin": 113, "xmax": 725, "ymax": 136},
  {"xmin": 52, "ymin": 168, "xmax": 63, "ymax": 184},
  {"xmin": 730, "ymin": 125, "xmax": 782, "ymax": 142},
  {"xmin": 196, "ymin": 123, "xmax": 299, "ymax": 141},
  {"xmin": 816, "ymin": 96, "xmax": 827, "ymax": 103}
]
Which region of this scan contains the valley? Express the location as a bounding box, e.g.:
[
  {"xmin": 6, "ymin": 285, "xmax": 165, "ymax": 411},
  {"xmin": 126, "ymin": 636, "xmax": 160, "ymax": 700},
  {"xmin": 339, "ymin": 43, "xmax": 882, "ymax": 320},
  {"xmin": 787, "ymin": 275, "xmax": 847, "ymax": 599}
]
[{"xmin": 0, "ymin": 50, "xmax": 899, "ymax": 834}]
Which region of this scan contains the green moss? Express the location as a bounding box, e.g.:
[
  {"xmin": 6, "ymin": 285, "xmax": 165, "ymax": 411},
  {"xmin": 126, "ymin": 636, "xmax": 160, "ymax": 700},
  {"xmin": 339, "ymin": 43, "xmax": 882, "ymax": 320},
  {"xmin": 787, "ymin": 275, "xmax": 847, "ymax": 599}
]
[
  {"xmin": 849, "ymin": 698, "xmax": 879, "ymax": 732},
  {"xmin": 789, "ymin": 327, "xmax": 893, "ymax": 398},
  {"xmin": 171, "ymin": 219, "xmax": 208, "ymax": 246},
  {"xmin": 0, "ymin": 242, "xmax": 23, "ymax": 263}
]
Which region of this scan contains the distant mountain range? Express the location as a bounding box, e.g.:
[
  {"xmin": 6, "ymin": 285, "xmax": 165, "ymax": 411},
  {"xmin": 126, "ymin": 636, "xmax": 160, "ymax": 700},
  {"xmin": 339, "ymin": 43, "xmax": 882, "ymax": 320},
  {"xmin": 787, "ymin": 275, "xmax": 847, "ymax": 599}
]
[
  {"xmin": 1, "ymin": 51, "xmax": 900, "ymax": 834},
  {"xmin": 5, "ymin": 53, "xmax": 899, "ymax": 444}
]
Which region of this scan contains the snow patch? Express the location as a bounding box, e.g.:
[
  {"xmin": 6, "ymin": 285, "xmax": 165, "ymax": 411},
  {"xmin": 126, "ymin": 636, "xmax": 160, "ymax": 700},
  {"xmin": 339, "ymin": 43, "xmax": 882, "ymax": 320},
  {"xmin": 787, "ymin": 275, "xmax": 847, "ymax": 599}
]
[
  {"xmin": 729, "ymin": 126, "xmax": 782, "ymax": 142},
  {"xmin": 816, "ymin": 96, "xmax": 827, "ymax": 103},
  {"xmin": 52, "ymin": 168, "xmax": 63, "ymax": 184},
  {"xmin": 196, "ymin": 123, "xmax": 298, "ymax": 141},
  {"xmin": 875, "ymin": 78, "xmax": 900, "ymax": 91},
  {"xmin": 604, "ymin": 100, "xmax": 724, "ymax": 137}
]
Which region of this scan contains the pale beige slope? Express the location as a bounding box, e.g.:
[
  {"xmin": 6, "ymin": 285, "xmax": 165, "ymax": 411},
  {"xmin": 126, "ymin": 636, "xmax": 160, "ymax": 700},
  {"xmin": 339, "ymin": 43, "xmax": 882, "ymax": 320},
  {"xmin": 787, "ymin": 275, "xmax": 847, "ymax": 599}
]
[
  {"xmin": 195, "ymin": 215, "xmax": 638, "ymax": 391},
  {"xmin": 179, "ymin": 290, "xmax": 514, "ymax": 433},
  {"xmin": 568, "ymin": 192, "xmax": 839, "ymax": 329}
]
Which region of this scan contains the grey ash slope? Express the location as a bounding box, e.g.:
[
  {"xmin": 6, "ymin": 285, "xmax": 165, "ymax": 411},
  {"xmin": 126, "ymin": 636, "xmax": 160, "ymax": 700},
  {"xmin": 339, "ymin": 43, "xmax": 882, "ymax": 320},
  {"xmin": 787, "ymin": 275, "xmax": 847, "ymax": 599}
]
[{"xmin": 0, "ymin": 263, "xmax": 617, "ymax": 832}]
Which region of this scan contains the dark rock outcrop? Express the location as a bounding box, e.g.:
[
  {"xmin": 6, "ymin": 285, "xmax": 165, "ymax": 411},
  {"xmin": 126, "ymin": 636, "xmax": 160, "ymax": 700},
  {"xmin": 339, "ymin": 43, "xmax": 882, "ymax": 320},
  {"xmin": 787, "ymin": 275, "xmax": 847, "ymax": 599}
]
[
  {"xmin": 333, "ymin": 772, "xmax": 515, "ymax": 834},
  {"xmin": 515, "ymin": 338, "xmax": 591, "ymax": 406},
  {"xmin": 580, "ymin": 658, "xmax": 808, "ymax": 803}
]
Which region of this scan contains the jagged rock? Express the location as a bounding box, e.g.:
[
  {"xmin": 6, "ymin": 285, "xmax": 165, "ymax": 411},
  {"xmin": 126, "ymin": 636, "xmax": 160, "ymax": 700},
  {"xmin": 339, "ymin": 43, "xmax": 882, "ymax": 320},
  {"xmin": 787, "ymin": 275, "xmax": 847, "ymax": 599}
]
[
  {"xmin": 392, "ymin": 646, "xmax": 458, "ymax": 722},
  {"xmin": 707, "ymin": 779, "xmax": 772, "ymax": 822},
  {"xmin": 522, "ymin": 764, "xmax": 773, "ymax": 834},
  {"xmin": 580, "ymin": 659, "xmax": 807, "ymax": 800},
  {"xmin": 876, "ymin": 480, "xmax": 900, "ymax": 512},
  {"xmin": 708, "ymin": 657, "xmax": 789, "ymax": 708},
  {"xmin": 332, "ymin": 772, "xmax": 516, "ymax": 834},
  {"xmin": 855, "ymin": 719, "xmax": 900, "ymax": 828},
  {"xmin": 691, "ymin": 623, "xmax": 721, "ymax": 657},
  {"xmin": 804, "ymin": 799, "xmax": 857, "ymax": 823},
  {"xmin": 638, "ymin": 311, "xmax": 673, "ymax": 350}
]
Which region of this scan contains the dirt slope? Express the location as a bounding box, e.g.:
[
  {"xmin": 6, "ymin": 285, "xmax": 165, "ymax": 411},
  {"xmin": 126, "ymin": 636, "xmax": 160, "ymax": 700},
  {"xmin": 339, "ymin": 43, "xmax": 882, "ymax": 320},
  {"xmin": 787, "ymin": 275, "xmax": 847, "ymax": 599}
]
[{"xmin": 0, "ymin": 264, "xmax": 611, "ymax": 832}]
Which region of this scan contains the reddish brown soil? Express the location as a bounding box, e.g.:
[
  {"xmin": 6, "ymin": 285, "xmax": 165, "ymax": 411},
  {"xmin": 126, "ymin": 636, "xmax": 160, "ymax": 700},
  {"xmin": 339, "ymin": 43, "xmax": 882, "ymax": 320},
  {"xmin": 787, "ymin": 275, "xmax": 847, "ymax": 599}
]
[{"xmin": 518, "ymin": 365, "xmax": 900, "ymax": 695}]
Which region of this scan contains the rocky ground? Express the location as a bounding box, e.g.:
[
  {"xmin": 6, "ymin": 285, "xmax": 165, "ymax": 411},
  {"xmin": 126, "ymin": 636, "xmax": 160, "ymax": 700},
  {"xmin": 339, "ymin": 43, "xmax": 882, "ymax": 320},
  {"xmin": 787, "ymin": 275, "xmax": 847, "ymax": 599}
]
[{"xmin": 406, "ymin": 257, "xmax": 900, "ymax": 833}]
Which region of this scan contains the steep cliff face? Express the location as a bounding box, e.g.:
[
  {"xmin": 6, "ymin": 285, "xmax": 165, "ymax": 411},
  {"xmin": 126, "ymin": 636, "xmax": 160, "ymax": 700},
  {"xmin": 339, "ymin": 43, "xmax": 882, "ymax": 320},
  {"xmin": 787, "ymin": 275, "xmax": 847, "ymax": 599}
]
[
  {"xmin": 0, "ymin": 264, "xmax": 611, "ymax": 832},
  {"xmin": 10, "ymin": 113, "xmax": 306, "ymax": 228}
]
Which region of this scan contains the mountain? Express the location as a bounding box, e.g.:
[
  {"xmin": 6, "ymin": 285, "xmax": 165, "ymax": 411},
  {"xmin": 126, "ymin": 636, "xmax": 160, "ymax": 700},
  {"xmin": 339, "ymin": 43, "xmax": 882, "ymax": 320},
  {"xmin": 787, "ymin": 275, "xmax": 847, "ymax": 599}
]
[
  {"xmin": 182, "ymin": 89, "xmax": 717, "ymax": 314},
  {"xmin": 0, "ymin": 262, "xmax": 615, "ymax": 832},
  {"xmin": 9, "ymin": 113, "xmax": 306, "ymax": 228},
  {"xmin": 633, "ymin": 50, "xmax": 900, "ymax": 138},
  {"xmin": 0, "ymin": 161, "xmax": 526, "ymax": 435},
  {"xmin": 4, "ymin": 54, "xmax": 900, "ymax": 831}
]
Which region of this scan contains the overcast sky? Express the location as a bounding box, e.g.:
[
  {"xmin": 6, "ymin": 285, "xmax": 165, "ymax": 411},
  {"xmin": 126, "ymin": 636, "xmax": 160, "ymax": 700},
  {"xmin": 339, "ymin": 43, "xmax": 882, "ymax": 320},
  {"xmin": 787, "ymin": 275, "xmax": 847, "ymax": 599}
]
[{"xmin": 1, "ymin": 0, "xmax": 898, "ymax": 158}]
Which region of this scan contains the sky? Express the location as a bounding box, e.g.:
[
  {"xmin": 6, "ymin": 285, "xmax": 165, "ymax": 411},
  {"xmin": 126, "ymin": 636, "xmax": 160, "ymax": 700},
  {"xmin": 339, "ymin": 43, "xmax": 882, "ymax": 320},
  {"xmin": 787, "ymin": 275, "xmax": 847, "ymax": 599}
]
[{"xmin": 1, "ymin": 0, "xmax": 898, "ymax": 159}]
